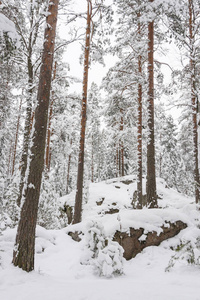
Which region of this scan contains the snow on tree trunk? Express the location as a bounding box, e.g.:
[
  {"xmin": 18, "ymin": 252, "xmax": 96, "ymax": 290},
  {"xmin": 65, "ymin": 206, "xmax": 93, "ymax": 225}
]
[{"xmin": 12, "ymin": 0, "xmax": 59, "ymax": 272}]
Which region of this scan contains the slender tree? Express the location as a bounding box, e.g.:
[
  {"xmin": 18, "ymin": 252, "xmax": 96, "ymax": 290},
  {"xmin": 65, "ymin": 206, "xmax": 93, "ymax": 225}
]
[
  {"xmin": 166, "ymin": 0, "xmax": 200, "ymax": 202},
  {"xmin": 146, "ymin": 0, "xmax": 157, "ymax": 208},
  {"xmin": 12, "ymin": 0, "xmax": 59, "ymax": 271},
  {"xmin": 73, "ymin": 0, "xmax": 92, "ymax": 224},
  {"xmin": 136, "ymin": 14, "xmax": 143, "ymax": 209},
  {"xmin": 189, "ymin": 0, "xmax": 199, "ymax": 204},
  {"xmin": 14, "ymin": 0, "xmax": 49, "ymax": 207},
  {"xmin": 11, "ymin": 97, "xmax": 22, "ymax": 175},
  {"xmin": 46, "ymin": 61, "xmax": 57, "ymax": 171}
]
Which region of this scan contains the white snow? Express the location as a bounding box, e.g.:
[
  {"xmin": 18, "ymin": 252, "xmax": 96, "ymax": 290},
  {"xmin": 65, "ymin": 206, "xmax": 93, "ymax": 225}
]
[
  {"xmin": 0, "ymin": 13, "xmax": 19, "ymax": 45},
  {"xmin": 1, "ymin": 176, "xmax": 200, "ymax": 300}
]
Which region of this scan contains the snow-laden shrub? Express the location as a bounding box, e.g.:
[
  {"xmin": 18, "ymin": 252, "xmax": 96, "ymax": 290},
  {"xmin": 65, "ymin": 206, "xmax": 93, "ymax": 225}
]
[
  {"xmin": 1, "ymin": 178, "xmax": 20, "ymax": 229},
  {"xmin": 166, "ymin": 239, "xmax": 200, "ymax": 272},
  {"xmin": 38, "ymin": 176, "xmax": 68, "ymax": 229},
  {"xmin": 81, "ymin": 220, "xmax": 125, "ymax": 278}
]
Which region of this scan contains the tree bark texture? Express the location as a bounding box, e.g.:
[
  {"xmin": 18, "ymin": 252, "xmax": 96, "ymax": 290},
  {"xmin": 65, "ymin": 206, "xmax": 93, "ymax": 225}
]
[
  {"xmin": 136, "ymin": 18, "xmax": 143, "ymax": 209},
  {"xmin": 16, "ymin": 58, "xmax": 33, "ymax": 207},
  {"xmin": 73, "ymin": 0, "xmax": 92, "ymax": 224},
  {"xmin": 146, "ymin": 0, "xmax": 157, "ymax": 208},
  {"xmin": 46, "ymin": 61, "xmax": 57, "ymax": 171},
  {"xmin": 12, "ymin": 0, "xmax": 59, "ymax": 272},
  {"xmin": 189, "ymin": 0, "xmax": 199, "ymax": 204},
  {"xmin": 16, "ymin": 1, "xmax": 45, "ymax": 206}
]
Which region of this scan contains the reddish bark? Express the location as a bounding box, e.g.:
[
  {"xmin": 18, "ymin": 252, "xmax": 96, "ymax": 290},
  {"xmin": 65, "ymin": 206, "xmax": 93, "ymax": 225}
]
[
  {"xmin": 73, "ymin": 0, "xmax": 92, "ymax": 224},
  {"xmin": 12, "ymin": 0, "xmax": 59, "ymax": 271},
  {"xmin": 136, "ymin": 15, "xmax": 143, "ymax": 209},
  {"xmin": 46, "ymin": 61, "xmax": 57, "ymax": 171}
]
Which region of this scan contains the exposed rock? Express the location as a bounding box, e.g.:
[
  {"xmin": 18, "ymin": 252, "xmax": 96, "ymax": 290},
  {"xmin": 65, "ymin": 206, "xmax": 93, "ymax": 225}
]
[
  {"xmin": 105, "ymin": 208, "xmax": 120, "ymax": 214},
  {"xmin": 68, "ymin": 231, "xmax": 82, "ymax": 242},
  {"xmin": 96, "ymin": 197, "xmax": 105, "ymax": 206},
  {"xmin": 113, "ymin": 220, "xmax": 187, "ymax": 260},
  {"xmin": 121, "ymin": 179, "xmax": 135, "ymax": 185}
]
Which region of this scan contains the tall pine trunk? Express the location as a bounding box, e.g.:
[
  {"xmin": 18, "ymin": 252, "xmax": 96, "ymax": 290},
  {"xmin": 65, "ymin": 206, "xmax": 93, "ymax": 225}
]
[
  {"xmin": 73, "ymin": 0, "xmax": 92, "ymax": 224},
  {"xmin": 46, "ymin": 61, "xmax": 57, "ymax": 171},
  {"xmin": 136, "ymin": 16, "xmax": 143, "ymax": 209},
  {"xmin": 146, "ymin": 0, "xmax": 157, "ymax": 208},
  {"xmin": 12, "ymin": 0, "xmax": 59, "ymax": 272},
  {"xmin": 189, "ymin": 0, "xmax": 199, "ymax": 204}
]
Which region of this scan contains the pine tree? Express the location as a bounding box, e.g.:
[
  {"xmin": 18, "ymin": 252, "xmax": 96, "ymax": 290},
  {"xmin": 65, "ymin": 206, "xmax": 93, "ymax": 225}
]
[
  {"xmin": 12, "ymin": 0, "xmax": 59, "ymax": 271},
  {"xmin": 73, "ymin": 0, "xmax": 111, "ymax": 223},
  {"xmin": 146, "ymin": 0, "xmax": 157, "ymax": 208},
  {"xmin": 166, "ymin": 0, "xmax": 200, "ymax": 202},
  {"xmin": 73, "ymin": 0, "xmax": 92, "ymax": 224}
]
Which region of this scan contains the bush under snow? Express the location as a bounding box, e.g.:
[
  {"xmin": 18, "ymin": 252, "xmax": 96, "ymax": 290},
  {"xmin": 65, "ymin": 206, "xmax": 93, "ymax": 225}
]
[{"xmin": 81, "ymin": 220, "xmax": 125, "ymax": 278}]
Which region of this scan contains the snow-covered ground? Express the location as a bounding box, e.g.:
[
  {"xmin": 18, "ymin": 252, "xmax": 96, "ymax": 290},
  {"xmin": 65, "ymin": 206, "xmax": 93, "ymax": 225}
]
[{"xmin": 1, "ymin": 176, "xmax": 200, "ymax": 300}]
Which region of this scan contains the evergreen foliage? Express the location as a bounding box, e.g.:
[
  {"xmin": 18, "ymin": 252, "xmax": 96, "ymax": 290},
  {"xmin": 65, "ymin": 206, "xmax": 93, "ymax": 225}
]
[{"xmin": 81, "ymin": 220, "xmax": 124, "ymax": 278}]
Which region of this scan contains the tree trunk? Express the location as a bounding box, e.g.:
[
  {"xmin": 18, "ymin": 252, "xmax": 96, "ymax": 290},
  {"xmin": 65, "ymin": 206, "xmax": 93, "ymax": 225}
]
[
  {"xmin": 12, "ymin": 97, "xmax": 22, "ymax": 175},
  {"xmin": 46, "ymin": 61, "xmax": 57, "ymax": 171},
  {"xmin": 146, "ymin": 0, "xmax": 157, "ymax": 208},
  {"xmin": 66, "ymin": 138, "xmax": 72, "ymax": 194},
  {"xmin": 16, "ymin": 54, "xmax": 34, "ymax": 207},
  {"xmin": 120, "ymin": 111, "xmax": 124, "ymax": 177},
  {"xmin": 12, "ymin": 0, "xmax": 59, "ymax": 272},
  {"xmin": 16, "ymin": 1, "xmax": 43, "ymax": 206},
  {"xmin": 136, "ymin": 16, "xmax": 143, "ymax": 209},
  {"xmin": 189, "ymin": 0, "xmax": 199, "ymax": 204},
  {"xmin": 116, "ymin": 144, "xmax": 119, "ymax": 177},
  {"xmin": 91, "ymin": 136, "xmax": 94, "ymax": 182},
  {"xmin": 73, "ymin": 0, "xmax": 92, "ymax": 224}
]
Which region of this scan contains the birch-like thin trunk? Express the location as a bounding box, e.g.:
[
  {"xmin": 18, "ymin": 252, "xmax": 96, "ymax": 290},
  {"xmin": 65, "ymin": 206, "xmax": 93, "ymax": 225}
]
[{"xmin": 11, "ymin": 98, "xmax": 22, "ymax": 175}]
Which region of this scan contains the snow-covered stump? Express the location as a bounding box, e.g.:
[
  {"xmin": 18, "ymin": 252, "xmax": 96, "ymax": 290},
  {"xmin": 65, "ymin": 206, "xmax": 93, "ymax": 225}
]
[{"xmin": 113, "ymin": 221, "xmax": 187, "ymax": 260}]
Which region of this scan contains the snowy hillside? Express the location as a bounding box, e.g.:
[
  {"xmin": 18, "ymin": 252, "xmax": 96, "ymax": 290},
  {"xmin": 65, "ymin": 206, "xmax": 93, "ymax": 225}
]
[{"xmin": 1, "ymin": 176, "xmax": 200, "ymax": 300}]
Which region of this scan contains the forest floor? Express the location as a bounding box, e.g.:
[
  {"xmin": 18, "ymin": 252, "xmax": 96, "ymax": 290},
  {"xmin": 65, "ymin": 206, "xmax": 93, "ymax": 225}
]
[{"xmin": 1, "ymin": 176, "xmax": 200, "ymax": 300}]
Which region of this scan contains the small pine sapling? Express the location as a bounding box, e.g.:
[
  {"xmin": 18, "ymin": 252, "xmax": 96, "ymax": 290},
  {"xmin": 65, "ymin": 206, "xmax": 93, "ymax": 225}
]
[{"xmin": 81, "ymin": 220, "xmax": 125, "ymax": 278}]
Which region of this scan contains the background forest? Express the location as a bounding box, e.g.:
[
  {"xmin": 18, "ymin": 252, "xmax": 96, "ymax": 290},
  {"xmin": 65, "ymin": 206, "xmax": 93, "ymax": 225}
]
[{"xmin": 0, "ymin": 0, "xmax": 200, "ymax": 279}]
